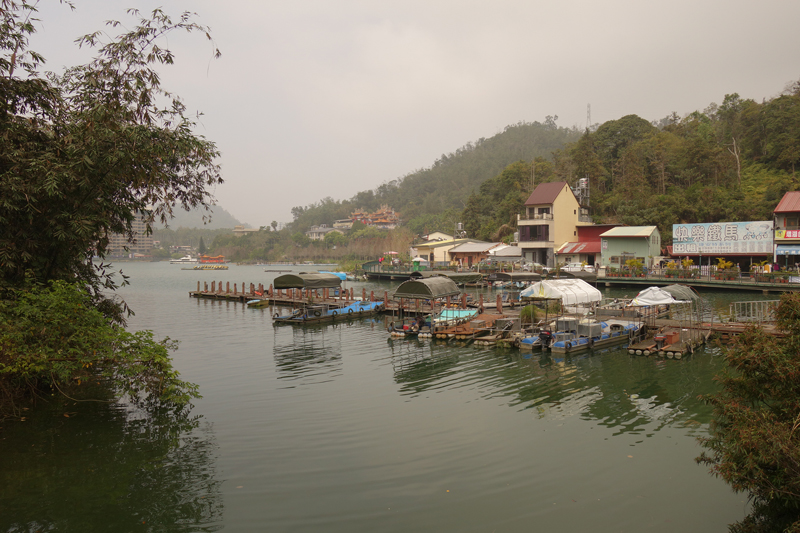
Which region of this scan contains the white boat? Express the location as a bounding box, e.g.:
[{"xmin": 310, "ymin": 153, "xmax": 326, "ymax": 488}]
[{"xmin": 170, "ymin": 255, "xmax": 198, "ymax": 264}]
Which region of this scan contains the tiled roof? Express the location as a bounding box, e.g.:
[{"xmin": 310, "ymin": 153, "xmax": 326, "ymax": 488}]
[
  {"xmin": 524, "ymin": 181, "xmax": 569, "ymax": 206},
  {"xmin": 774, "ymin": 192, "xmax": 800, "ymax": 213}
]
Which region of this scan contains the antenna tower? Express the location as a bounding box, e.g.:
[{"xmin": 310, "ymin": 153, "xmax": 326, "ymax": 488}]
[{"xmin": 586, "ymin": 103, "xmax": 591, "ymax": 131}]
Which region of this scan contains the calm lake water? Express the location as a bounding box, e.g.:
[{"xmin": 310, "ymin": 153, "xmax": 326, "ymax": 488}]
[{"xmin": 1, "ymin": 262, "xmax": 759, "ymax": 532}]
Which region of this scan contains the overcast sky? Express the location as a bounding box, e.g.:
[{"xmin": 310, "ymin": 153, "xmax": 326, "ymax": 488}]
[{"xmin": 29, "ymin": 0, "xmax": 800, "ymax": 227}]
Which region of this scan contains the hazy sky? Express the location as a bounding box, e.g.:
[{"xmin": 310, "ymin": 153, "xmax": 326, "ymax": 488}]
[{"xmin": 29, "ymin": 1, "xmax": 800, "ymax": 227}]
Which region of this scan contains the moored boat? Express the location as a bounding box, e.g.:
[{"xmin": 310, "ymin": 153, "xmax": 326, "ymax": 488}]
[{"xmin": 273, "ymin": 300, "xmax": 384, "ymax": 325}]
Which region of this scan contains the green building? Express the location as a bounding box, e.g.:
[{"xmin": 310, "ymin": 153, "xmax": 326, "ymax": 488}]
[{"xmin": 599, "ymin": 226, "xmax": 661, "ymax": 269}]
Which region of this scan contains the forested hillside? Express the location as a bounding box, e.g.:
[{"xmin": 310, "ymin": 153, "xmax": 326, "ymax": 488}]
[
  {"xmin": 290, "ymin": 118, "xmax": 582, "ymax": 235},
  {"xmin": 294, "ymin": 83, "xmax": 800, "ymax": 244}
]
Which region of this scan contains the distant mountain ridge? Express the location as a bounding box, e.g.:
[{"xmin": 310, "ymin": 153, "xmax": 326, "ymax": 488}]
[{"xmin": 157, "ymin": 205, "xmax": 243, "ymax": 230}]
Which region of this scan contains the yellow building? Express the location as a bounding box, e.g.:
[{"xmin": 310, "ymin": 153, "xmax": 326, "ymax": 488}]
[{"xmin": 517, "ymin": 181, "xmax": 592, "ymax": 267}]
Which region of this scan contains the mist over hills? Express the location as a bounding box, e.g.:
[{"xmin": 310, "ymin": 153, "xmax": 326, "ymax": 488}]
[{"xmin": 157, "ymin": 205, "xmax": 244, "ymax": 230}]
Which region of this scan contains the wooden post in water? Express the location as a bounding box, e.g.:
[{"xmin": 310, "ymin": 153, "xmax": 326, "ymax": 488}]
[
  {"xmin": 461, "ymin": 293, "xmax": 467, "ymax": 308},
  {"xmin": 268, "ymin": 284, "xmax": 273, "ymax": 297},
  {"xmin": 226, "ymin": 282, "xmax": 230, "ymax": 294},
  {"xmin": 204, "ymin": 282, "xmax": 208, "ymax": 292},
  {"xmin": 197, "ymin": 281, "xmax": 200, "ymax": 292},
  {"xmin": 496, "ymin": 294, "xmax": 502, "ymax": 313},
  {"xmin": 211, "ymin": 281, "xmax": 216, "ymax": 293},
  {"xmin": 370, "ymin": 291, "xmax": 374, "ymax": 302},
  {"xmin": 349, "ymin": 288, "xmax": 354, "ymax": 301},
  {"xmin": 479, "ymin": 293, "xmax": 484, "ymax": 311},
  {"xmin": 362, "ymin": 288, "xmax": 367, "ymax": 301},
  {"xmin": 233, "ymin": 283, "xmax": 237, "ymax": 295}
]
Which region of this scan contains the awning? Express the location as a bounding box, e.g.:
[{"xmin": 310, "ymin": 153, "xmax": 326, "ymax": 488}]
[
  {"xmin": 777, "ymin": 245, "xmax": 800, "ymax": 255},
  {"xmin": 273, "ymin": 272, "xmax": 342, "ymax": 289},
  {"xmin": 556, "ymin": 241, "xmax": 601, "ymax": 254}
]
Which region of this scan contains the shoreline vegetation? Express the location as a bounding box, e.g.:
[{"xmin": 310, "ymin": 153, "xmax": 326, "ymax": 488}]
[{"xmin": 1, "ymin": 4, "xmax": 220, "ymax": 416}]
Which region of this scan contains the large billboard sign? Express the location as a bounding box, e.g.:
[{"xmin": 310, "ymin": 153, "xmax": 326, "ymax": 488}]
[{"xmin": 672, "ymin": 221, "xmax": 772, "ymax": 255}]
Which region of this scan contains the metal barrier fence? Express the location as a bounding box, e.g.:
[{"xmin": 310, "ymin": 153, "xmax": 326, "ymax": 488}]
[{"xmin": 730, "ymin": 300, "xmax": 779, "ymax": 323}]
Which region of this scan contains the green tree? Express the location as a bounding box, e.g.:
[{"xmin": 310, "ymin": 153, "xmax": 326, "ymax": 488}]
[
  {"xmin": 697, "ymin": 292, "xmax": 800, "ymax": 532},
  {"xmin": 0, "ymin": 281, "xmax": 199, "ymax": 413},
  {"xmin": 0, "ymin": 2, "xmax": 220, "ymax": 409},
  {"xmin": 0, "ymin": 3, "xmax": 222, "ymax": 316}
]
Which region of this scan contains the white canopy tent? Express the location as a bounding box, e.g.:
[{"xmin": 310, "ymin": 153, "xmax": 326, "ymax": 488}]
[
  {"xmin": 411, "ymin": 256, "xmax": 430, "ymax": 265},
  {"xmin": 520, "ymin": 278, "xmax": 602, "ymax": 306},
  {"xmin": 630, "ymin": 286, "xmax": 687, "ymax": 306}
]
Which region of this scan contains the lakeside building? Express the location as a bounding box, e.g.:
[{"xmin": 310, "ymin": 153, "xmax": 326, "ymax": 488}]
[
  {"xmin": 555, "ymin": 224, "xmax": 621, "ymax": 268},
  {"xmin": 107, "ymin": 211, "xmax": 153, "ymax": 258},
  {"xmin": 349, "ymin": 204, "xmax": 400, "ymax": 229},
  {"xmin": 671, "ymin": 220, "xmax": 773, "ymax": 270},
  {"xmin": 517, "ymin": 181, "xmax": 592, "ymax": 268},
  {"xmin": 305, "ymin": 224, "xmax": 345, "ymax": 241},
  {"xmin": 411, "ymin": 238, "xmax": 481, "ymax": 266},
  {"xmin": 447, "ymin": 241, "xmax": 505, "ymax": 267},
  {"xmin": 233, "ymin": 225, "xmax": 260, "ymax": 237},
  {"xmin": 599, "ymin": 226, "xmax": 661, "ymax": 270},
  {"xmin": 774, "ymin": 191, "xmax": 800, "ymax": 268}
]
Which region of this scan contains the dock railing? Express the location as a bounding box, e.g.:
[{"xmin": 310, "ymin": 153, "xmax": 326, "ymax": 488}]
[
  {"xmin": 601, "ymin": 266, "xmax": 800, "ymax": 288},
  {"xmin": 729, "ymin": 300, "xmax": 779, "ymax": 324}
]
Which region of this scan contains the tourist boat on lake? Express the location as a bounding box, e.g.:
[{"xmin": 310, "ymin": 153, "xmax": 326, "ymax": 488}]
[
  {"xmin": 198, "ymin": 254, "xmax": 226, "ymax": 264},
  {"xmin": 170, "ymin": 254, "xmax": 197, "ymax": 264},
  {"xmin": 182, "ymin": 264, "xmax": 229, "ymax": 271}
]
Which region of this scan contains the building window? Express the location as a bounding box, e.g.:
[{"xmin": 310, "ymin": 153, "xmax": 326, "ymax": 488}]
[{"xmin": 519, "ymin": 225, "xmax": 549, "ymax": 242}]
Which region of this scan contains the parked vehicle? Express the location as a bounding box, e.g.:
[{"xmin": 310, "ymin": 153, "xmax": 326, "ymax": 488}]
[{"xmin": 561, "ymin": 262, "xmax": 593, "ymax": 273}]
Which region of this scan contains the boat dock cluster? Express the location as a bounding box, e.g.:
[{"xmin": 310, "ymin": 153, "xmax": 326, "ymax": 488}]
[{"xmin": 188, "ymin": 273, "xmax": 785, "ymax": 359}]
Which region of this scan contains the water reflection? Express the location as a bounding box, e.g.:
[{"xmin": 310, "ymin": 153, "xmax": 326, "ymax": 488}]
[
  {"xmin": 272, "ymin": 317, "xmax": 384, "ymax": 385},
  {"xmin": 386, "ymin": 338, "xmax": 723, "ymax": 438},
  {"xmin": 0, "ymin": 396, "xmax": 222, "ymax": 533}
]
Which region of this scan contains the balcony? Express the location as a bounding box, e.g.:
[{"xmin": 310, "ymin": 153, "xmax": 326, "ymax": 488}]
[
  {"xmin": 517, "ymin": 240, "xmax": 554, "ymax": 249},
  {"xmin": 518, "ymin": 213, "xmax": 554, "ymax": 222}
]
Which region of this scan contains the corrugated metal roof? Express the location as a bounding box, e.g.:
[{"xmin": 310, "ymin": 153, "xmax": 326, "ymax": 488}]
[
  {"xmin": 491, "ymin": 245, "xmax": 522, "ymax": 257},
  {"xmin": 449, "ymin": 242, "xmax": 501, "ymax": 253},
  {"xmin": 524, "ymin": 181, "xmax": 569, "ymax": 206},
  {"xmin": 600, "ymin": 226, "xmax": 657, "ymax": 238},
  {"xmin": 774, "ymin": 192, "xmax": 800, "ymax": 213}
]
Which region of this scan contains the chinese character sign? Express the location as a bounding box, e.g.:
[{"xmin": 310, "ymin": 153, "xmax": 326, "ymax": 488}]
[{"xmin": 672, "ymin": 221, "xmax": 772, "ymax": 255}]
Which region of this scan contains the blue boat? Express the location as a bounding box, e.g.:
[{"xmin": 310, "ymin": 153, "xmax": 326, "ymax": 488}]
[
  {"xmin": 273, "ymin": 300, "xmax": 384, "ymax": 325},
  {"xmin": 549, "ymin": 319, "xmax": 640, "ymax": 354}
]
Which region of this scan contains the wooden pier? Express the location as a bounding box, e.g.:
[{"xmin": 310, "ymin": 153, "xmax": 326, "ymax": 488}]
[{"xmin": 188, "ymin": 280, "xmax": 522, "ymax": 315}]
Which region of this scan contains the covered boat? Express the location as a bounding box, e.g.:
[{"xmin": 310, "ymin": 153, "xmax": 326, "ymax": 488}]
[
  {"xmin": 388, "ymin": 277, "xmax": 469, "ymax": 338},
  {"xmin": 520, "ymin": 278, "xmax": 602, "ymax": 307},
  {"xmin": 273, "ymin": 300, "xmax": 384, "ymax": 325},
  {"xmin": 273, "ymin": 272, "xmax": 342, "ymax": 290}
]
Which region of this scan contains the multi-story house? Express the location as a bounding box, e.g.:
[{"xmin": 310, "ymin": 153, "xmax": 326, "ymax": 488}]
[
  {"xmin": 773, "ymin": 191, "xmax": 800, "ymax": 267},
  {"xmin": 517, "ymin": 181, "xmax": 592, "ymax": 267}
]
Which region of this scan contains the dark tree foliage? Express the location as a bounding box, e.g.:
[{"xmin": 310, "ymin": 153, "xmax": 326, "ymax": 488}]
[
  {"xmin": 0, "ymin": 2, "xmax": 222, "ymax": 320},
  {"xmin": 0, "ymin": 2, "xmax": 221, "ymax": 411},
  {"xmin": 698, "ymin": 292, "xmax": 800, "ymax": 533}
]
